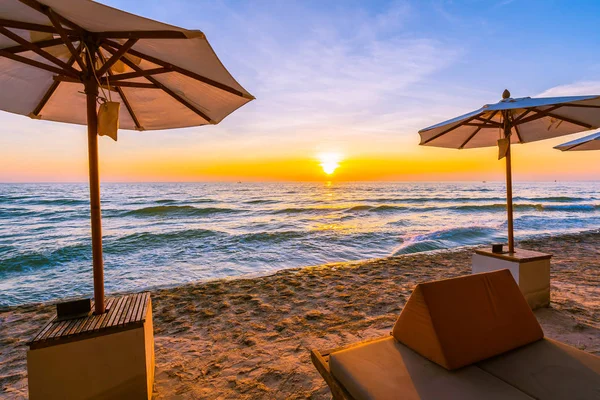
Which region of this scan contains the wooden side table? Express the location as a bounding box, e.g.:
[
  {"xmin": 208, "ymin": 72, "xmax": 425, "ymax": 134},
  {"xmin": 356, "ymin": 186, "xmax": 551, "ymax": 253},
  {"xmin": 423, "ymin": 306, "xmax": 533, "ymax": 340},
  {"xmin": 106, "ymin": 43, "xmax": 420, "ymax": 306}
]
[
  {"xmin": 472, "ymin": 248, "xmax": 551, "ymax": 309},
  {"xmin": 27, "ymin": 292, "xmax": 154, "ymax": 400}
]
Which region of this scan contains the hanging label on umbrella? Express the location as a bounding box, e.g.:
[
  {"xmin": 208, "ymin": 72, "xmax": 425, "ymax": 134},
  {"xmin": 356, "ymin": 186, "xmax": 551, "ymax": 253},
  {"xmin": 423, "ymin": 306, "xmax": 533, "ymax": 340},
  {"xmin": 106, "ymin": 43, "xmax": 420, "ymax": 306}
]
[
  {"xmin": 497, "ymin": 137, "xmax": 510, "ymax": 160},
  {"xmin": 97, "ymin": 102, "xmax": 120, "ymax": 141}
]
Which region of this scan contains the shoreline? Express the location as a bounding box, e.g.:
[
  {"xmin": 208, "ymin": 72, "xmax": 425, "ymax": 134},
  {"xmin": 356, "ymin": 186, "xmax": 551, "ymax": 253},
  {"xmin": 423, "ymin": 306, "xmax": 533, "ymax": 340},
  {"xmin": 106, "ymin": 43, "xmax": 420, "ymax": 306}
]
[
  {"xmin": 3, "ymin": 228, "xmax": 598, "ymax": 311},
  {"xmin": 1, "ymin": 230, "xmax": 599, "ymax": 398}
]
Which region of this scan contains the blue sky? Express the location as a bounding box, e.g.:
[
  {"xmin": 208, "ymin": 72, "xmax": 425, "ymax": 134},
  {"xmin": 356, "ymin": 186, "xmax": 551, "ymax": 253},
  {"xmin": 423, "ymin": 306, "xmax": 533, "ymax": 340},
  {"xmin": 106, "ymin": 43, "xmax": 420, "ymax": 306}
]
[{"xmin": 1, "ymin": 0, "xmax": 600, "ymax": 181}]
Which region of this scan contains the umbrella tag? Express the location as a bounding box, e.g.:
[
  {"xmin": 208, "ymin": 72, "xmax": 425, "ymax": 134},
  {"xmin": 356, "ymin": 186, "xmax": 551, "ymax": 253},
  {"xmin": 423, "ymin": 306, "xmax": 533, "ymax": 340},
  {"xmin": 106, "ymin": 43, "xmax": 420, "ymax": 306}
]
[
  {"xmin": 97, "ymin": 101, "xmax": 120, "ymax": 141},
  {"xmin": 497, "ymin": 137, "xmax": 510, "ymax": 160}
]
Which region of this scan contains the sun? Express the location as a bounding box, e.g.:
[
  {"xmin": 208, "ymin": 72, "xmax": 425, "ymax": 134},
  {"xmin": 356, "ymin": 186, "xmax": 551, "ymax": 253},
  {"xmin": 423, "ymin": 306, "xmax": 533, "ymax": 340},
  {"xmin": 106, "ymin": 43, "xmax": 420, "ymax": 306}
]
[{"xmin": 318, "ymin": 152, "xmax": 342, "ymax": 175}]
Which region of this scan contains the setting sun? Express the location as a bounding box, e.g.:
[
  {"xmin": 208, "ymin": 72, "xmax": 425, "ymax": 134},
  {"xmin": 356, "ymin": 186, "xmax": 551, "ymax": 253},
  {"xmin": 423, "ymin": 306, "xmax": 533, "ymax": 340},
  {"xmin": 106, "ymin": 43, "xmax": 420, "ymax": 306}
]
[{"xmin": 318, "ymin": 152, "xmax": 342, "ymax": 175}]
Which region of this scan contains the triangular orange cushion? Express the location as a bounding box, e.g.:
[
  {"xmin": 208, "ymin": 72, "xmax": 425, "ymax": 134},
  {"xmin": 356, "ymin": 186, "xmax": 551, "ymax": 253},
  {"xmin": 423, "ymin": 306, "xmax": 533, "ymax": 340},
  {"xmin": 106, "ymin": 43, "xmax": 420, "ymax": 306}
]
[{"xmin": 392, "ymin": 269, "xmax": 543, "ymax": 370}]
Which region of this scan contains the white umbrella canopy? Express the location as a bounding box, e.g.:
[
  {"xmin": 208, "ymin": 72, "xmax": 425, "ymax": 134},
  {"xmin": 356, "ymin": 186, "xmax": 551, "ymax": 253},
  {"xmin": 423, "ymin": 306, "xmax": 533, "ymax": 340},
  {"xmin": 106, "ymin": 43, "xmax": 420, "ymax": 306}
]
[
  {"xmin": 0, "ymin": 0, "xmax": 254, "ymax": 129},
  {"xmin": 0, "ymin": 0, "xmax": 254, "ymax": 314},
  {"xmin": 419, "ymin": 92, "xmax": 600, "ymax": 149},
  {"xmin": 419, "ymin": 90, "xmax": 600, "ymax": 253},
  {"xmin": 555, "ymin": 131, "xmax": 600, "ymax": 151}
]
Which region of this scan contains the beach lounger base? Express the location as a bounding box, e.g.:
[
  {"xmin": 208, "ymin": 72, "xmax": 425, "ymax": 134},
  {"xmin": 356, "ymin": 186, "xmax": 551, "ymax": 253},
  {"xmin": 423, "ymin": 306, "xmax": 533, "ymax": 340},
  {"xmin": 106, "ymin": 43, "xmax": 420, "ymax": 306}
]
[{"xmin": 311, "ymin": 335, "xmax": 600, "ymax": 400}]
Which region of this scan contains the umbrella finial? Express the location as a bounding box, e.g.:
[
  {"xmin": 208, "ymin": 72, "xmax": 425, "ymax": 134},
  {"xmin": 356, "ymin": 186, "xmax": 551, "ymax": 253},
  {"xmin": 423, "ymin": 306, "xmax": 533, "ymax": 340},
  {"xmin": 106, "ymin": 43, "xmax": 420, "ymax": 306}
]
[{"xmin": 502, "ymin": 89, "xmax": 511, "ymax": 99}]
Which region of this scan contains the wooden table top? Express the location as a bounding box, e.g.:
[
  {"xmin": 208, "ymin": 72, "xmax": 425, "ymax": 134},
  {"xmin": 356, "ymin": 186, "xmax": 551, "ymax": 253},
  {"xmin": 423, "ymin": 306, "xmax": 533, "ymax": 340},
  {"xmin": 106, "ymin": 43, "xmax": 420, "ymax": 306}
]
[
  {"xmin": 28, "ymin": 292, "xmax": 150, "ymax": 350},
  {"xmin": 475, "ymin": 247, "xmax": 552, "ymax": 263}
]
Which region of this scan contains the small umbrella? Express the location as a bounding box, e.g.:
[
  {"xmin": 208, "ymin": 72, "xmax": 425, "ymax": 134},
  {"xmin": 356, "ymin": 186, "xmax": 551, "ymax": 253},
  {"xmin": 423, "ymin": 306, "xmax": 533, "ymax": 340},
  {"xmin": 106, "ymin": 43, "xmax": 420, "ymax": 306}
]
[
  {"xmin": 554, "ymin": 131, "xmax": 600, "ymax": 151},
  {"xmin": 0, "ymin": 0, "xmax": 254, "ymax": 314},
  {"xmin": 419, "ymin": 90, "xmax": 600, "ymax": 253}
]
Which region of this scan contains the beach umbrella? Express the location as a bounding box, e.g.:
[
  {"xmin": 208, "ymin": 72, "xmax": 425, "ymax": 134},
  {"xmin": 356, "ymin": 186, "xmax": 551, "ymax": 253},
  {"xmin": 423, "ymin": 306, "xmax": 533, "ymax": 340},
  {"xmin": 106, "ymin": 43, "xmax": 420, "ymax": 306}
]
[
  {"xmin": 554, "ymin": 131, "xmax": 600, "ymax": 151},
  {"xmin": 0, "ymin": 0, "xmax": 254, "ymax": 314},
  {"xmin": 418, "ymin": 90, "xmax": 600, "ymax": 253}
]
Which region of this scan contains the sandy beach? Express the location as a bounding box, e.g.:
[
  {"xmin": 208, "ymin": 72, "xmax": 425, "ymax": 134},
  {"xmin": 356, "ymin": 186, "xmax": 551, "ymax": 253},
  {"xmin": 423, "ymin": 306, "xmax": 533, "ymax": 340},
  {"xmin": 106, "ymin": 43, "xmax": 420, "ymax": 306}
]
[{"xmin": 1, "ymin": 230, "xmax": 598, "ymax": 399}]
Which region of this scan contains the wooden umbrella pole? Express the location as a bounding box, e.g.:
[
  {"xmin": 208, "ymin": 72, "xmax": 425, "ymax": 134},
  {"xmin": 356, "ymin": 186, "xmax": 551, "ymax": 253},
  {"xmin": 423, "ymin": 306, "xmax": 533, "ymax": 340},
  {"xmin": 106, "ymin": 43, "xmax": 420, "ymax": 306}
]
[
  {"xmin": 84, "ymin": 42, "xmax": 105, "ymax": 314},
  {"xmin": 504, "ymin": 111, "xmax": 515, "ymax": 253}
]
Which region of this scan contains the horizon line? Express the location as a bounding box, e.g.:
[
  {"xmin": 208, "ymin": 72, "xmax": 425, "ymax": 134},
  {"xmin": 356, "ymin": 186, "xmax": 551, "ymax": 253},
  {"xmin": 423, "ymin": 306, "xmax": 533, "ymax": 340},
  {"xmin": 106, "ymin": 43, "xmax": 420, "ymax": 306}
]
[{"xmin": 1, "ymin": 179, "xmax": 599, "ymax": 184}]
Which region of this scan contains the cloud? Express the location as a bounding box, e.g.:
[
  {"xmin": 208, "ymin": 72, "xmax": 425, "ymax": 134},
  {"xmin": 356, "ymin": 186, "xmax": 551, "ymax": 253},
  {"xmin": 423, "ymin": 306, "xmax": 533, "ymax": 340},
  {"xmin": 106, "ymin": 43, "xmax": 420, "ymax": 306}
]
[
  {"xmin": 538, "ymin": 81, "xmax": 600, "ymax": 97},
  {"xmin": 182, "ymin": 1, "xmax": 465, "ymax": 157},
  {"xmin": 495, "ymin": 0, "xmax": 517, "ymax": 8}
]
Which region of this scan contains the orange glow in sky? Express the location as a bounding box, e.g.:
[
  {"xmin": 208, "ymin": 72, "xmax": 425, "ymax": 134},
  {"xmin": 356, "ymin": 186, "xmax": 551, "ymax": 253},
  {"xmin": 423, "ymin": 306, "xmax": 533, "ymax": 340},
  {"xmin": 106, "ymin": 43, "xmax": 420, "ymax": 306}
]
[
  {"xmin": 1, "ymin": 125, "xmax": 598, "ymax": 183},
  {"xmin": 1, "ymin": 1, "xmax": 600, "ymax": 183}
]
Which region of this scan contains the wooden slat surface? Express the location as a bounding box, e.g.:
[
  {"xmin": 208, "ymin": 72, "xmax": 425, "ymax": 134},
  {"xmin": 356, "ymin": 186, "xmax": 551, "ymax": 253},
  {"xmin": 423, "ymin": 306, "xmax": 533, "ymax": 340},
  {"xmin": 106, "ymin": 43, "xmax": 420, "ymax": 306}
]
[
  {"xmin": 139, "ymin": 292, "xmax": 149, "ymax": 322},
  {"xmin": 127, "ymin": 293, "xmax": 142, "ymax": 325},
  {"xmin": 28, "ymin": 292, "xmax": 150, "ymax": 349}
]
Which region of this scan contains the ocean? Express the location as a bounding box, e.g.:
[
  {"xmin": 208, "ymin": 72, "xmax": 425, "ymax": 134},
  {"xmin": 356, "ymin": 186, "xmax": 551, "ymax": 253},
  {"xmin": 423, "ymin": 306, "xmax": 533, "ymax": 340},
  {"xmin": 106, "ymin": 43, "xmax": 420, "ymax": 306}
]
[{"xmin": 1, "ymin": 181, "xmax": 599, "ymax": 307}]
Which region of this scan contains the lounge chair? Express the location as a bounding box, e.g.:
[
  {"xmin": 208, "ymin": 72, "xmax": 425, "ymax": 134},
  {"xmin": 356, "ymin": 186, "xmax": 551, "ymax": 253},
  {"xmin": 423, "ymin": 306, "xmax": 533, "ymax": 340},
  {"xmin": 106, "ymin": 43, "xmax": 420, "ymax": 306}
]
[{"xmin": 311, "ymin": 270, "xmax": 600, "ymax": 400}]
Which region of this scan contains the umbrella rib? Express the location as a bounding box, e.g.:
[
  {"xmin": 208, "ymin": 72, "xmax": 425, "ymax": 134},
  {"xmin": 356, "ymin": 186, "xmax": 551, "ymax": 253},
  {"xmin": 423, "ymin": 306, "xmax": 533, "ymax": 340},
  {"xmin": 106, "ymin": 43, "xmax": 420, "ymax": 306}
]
[
  {"xmin": 0, "ymin": 26, "xmax": 78, "ymax": 76},
  {"xmin": 96, "ymin": 39, "xmax": 138, "ymax": 78},
  {"xmin": 107, "ymin": 67, "xmax": 172, "ymax": 82},
  {"xmin": 31, "ymin": 43, "xmax": 83, "ymax": 117},
  {"xmin": 45, "ymin": 9, "xmax": 86, "ymax": 73},
  {"xmin": 513, "ymin": 105, "xmax": 561, "ymax": 125},
  {"xmin": 94, "ymin": 31, "xmax": 191, "ymax": 40},
  {"xmin": 114, "ymin": 51, "xmax": 214, "ymax": 123},
  {"xmin": 3, "ymin": 37, "xmax": 69, "ymax": 54},
  {"xmin": 101, "ymin": 81, "xmax": 158, "ymax": 89},
  {"xmin": 562, "ymin": 142, "xmax": 587, "ymax": 151},
  {"xmin": 420, "ymin": 114, "xmax": 482, "ymax": 145},
  {"xmin": 18, "ymin": 0, "xmax": 84, "ymax": 34},
  {"xmin": 519, "ymin": 107, "xmax": 593, "ymax": 129},
  {"xmin": 558, "ymin": 103, "xmax": 600, "ymax": 109},
  {"xmin": 472, "ymin": 116, "xmax": 502, "ymax": 127},
  {"xmin": 101, "ymin": 40, "xmax": 253, "ymax": 100},
  {"xmin": 512, "ymin": 109, "xmax": 532, "ymax": 124},
  {"xmin": 509, "ymin": 112, "xmax": 523, "ymax": 143},
  {"xmin": 112, "ymin": 85, "xmax": 142, "ymax": 130},
  {"xmin": 52, "ymin": 75, "xmax": 157, "ymax": 89},
  {"xmin": 0, "ymin": 48, "xmax": 77, "ymax": 76},
  {"xmin": 98, "ymin": 50, "xmax": 143, "ymax": 130},
  {"xmin": 0, "ymin": 17, "xmax": 74, "ymax": 35},
  {"xmin": 459, "ymin": 110, "xmax": 499, "ymax": 149},
  {"xmin": 464, "ymin": 122, "xmax": 500, "ymax": 128},
  {"xmin": 459, "ymin": 128, "xmax": 482, "ymax": 150}
]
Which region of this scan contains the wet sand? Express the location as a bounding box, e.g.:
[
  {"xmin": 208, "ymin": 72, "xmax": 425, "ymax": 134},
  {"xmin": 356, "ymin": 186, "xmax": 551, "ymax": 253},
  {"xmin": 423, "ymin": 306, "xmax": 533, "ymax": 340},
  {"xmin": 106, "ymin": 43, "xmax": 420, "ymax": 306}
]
[{"xmin": 1, "ymin": 230, "xmax": 598, "ymax": 399}]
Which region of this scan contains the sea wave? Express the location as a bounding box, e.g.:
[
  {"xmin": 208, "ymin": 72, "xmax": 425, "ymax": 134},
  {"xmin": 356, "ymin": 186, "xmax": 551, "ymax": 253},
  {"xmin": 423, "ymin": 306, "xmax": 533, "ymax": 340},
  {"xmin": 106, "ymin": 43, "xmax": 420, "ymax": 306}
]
[
  {"xmin": 20, "ymin": 198, "xmax": 88, "ymax": 206},
  {"xmin": 345, "ymin": 205, "xmax": 374, "ymax": 212},
  {"xmin": 123, "ymin": 205, "xmax": 241, "ymax": 217},
  {"xmin": 539, "ymin": 204, "xmax": 598, "ymax": 211},
  {"xmin": 0, "ymin": 207, "xmax": 34, "ymax": 218},
  {"xmin": 0, "ymin": 195, "xmax": 31, "ymax": 203},
  {"xmin": 365, "ymin": 196, "xmax": 506, "ymax": 203},
  {"xmin": 392, "ymin": 226, "xmax": 501, "ymax": 255},
  {"xmin": 272, "ymin": 206, "xmax": 339, "ymax": 214},
  {"xmin": 106, "ymin": 229, "xmax": 222, "ymax": 251},
  {"xmin": 235, "ymin": 230, "xmax": 307, "ymax": 243},
  {"xmin": 344, "ymin": 205, "xmax": 410, "ymax": 213},
  {"xmin": 0, "ymin": 243, "xmax": 91, "ymax": 274},
  {"xmin": 441, "ymin": 203, "xmax": 599, "ymax": 212},
  {"xmin": 244, "ymin": 199, "xmax": 280, "ymax": 205},
  {"xmin": 514, "ymin": 196, "xmax": 592, "ymax": 202}
]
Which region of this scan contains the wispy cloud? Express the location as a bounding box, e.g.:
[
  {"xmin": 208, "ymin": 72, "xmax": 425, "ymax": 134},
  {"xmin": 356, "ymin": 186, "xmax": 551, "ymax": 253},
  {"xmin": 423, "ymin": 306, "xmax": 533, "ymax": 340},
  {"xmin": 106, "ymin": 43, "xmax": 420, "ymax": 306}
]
[
  {"xmin": 538, "ymin": 81, "xmax": 600, "ymax": 97},
  {"xmin": 494, "ymin": 0, "xmax": 517, "ymax": 8},
  {"xmin": 169, "ymin": 1, "xmax": 466, "ymax": 157}
]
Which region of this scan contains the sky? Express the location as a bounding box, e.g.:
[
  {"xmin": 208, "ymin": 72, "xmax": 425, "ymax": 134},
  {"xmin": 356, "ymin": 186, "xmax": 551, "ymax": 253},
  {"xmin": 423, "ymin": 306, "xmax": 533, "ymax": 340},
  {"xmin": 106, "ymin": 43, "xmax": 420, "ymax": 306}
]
[{"xmin": 1, "ymin": 0, "xmax": 600, "ymax": 182}]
